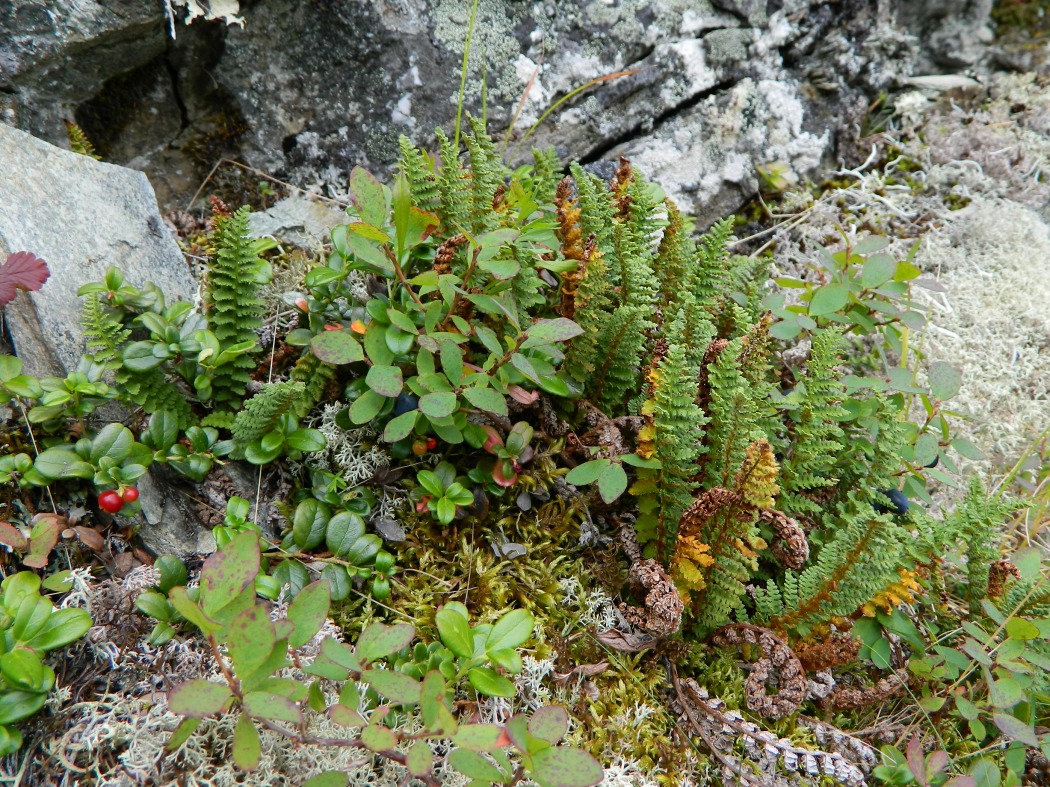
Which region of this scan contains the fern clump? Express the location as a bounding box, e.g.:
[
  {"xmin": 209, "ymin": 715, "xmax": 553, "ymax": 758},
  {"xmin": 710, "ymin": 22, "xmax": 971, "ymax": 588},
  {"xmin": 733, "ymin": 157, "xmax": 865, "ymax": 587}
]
[{"xmin": 204, "ymin": 205, "xmax": 270, "ymax": 408}]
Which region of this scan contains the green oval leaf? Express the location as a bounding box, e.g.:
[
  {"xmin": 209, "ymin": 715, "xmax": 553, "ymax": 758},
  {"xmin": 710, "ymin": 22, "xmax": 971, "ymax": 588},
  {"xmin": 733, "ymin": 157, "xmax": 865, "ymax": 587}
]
[
  {"xmin": 311, "ymin": 331, "xmax": 364, "ymax": 365},
  {"xmin": 467, "ymin": 666, "xmax": 516, "ymax": 698},
  {"xmin": 287, "ymin": 580, "xmax": 331, "ymax": 648},
  {"xmin": 485, "ymin": 608, "xmax": 534, "ymax": 653},
  {"xmin": 233, "ymin": 713, "xmax": 261, "ymax": 770},
  {"xmin": 383, "ymin": 409, "xmax": 418, "ymax": 442},
  {"xmin": 565, "ymin": 459, "xmax": 607, "ymax": 486},
  {"xmin": 356, "ymin": 622, "xmax": 415, "ymax": 664},
  {"xmin": 366, "ymin": 365, "xmax": 404, "ymax": 398},
  {"xmin": 293, "ymin": 500, "xmax": 330, "ymax": 552},
  {"xmin": 452, "ymin": 723, "xmax": 505, "ymax": 752},
  {"xmin": 449, "ymin": 749, "xmax": 505, "ymax": 781},
  {"xmin": 419, "ymin": 391, "xmax": 457, "ymax": 419},
  {"xmin": 530, "ymin": 746, "xmax": 606, "ymax": 787},
  {"xmin": 928, "ymin": 361, "xmax": 962, "ymax": 401},
  {"xmin": 596, "ymin": 462, "xmax": 628, "ymax": 503},
  {"xmin": 808, "ymin": 283, "xmax": 849, "ymax": 317},
  {"xmin": 168, "ymin": 679, "xmax": 232, "ymax": 718},
  {"xmin": 528, "ymin": 706, "xmax": 569, "ymax": 745},
  {"xmin": 349, "ymin": 389, "xmax": 387, "ymax": 424},
  {"xmin": 360, "ymin": 723, "xmax": 398, "ymax": 752},
  {"xmin": 362, "ymin": 668, "xmax": 422, "ymax": 705},
  {"xmin": 436, "ymin": 606, "xmax": 475, "ymax": 659},
  {"xmin": 326, "ymin": 511, "xmax": 366, "ymax": 556}
]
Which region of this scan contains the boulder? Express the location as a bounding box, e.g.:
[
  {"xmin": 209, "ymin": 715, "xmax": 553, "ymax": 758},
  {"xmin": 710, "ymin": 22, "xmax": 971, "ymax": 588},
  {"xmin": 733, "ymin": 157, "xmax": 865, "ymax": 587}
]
[{"xmin": 0, "ymin": 123, "xmax": 197, "ymax": 378}]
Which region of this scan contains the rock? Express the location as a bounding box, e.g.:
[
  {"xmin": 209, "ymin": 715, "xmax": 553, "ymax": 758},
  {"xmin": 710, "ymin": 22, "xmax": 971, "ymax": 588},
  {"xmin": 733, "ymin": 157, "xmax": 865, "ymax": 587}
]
[
  {"xmin": 0, "ymin": 1, "xmax": 170, "ymax": 145},
  {"xmin": 248, "ymin": 195, "xmax": 348, "ymax": 248},
  {"xmin": 137, "ymin": 466, "xmax": 216, "ymax": 558},
  {"xmin": 0, "ymin": 123, "xmax": 197, "ymax": 378}
]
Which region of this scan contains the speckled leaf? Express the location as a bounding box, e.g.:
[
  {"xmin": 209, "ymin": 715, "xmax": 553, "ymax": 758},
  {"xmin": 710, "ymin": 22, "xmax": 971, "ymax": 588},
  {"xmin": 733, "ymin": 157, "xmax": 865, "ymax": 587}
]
[
  {"xmin": 355, "ymin": 622, "xmax": 415, "ymax": 664},
  {"xmin": 530, "ymin": 746, "xmax": 604, "ymax": 787},
  {"xmin": 226, "ymin": 606, "xmax": 276, "ymax": 678},
  {"xmin": 360, "ymin": 723, "xmax": 398, "ymax": 752},
  {"xmin": 361, "ymin": 669, "xmax": 421, "ymax": 705},
  {"xmin": 287, "ymin": 580, "xmax": 330, "ymax": 648},
  {"xmin": 311, "ymin": 330, "xmax": 364, "ymax": 365},
  {"xmin": 452, "ymin": 723, "xmax": 505, "ymax": 752},
  {"xmin": 233, "ymin": 713, "xmax": 261, "ymax": 770},
  {"xmin": 349, "ymin": 166, "xmax": 387, "ymax": 228},
  {"xmin": 168, "ymin": 679, "xmax": 231, "ymax": 717},
  {"xmin": 928, "ymin": 361, "xmax": 962, "ymax": 401},
  {"xmin": 243, "ymin": 691, "xmax": 301, "ymax": 725},
  {"xmin": 199, "ymin": 531, "xmax": 259, "ymax": 618},
  {"xmin": 302, "ymin": 773, "xmax": 349, "ymax": 787},
  {"xmin": 528, "ymin": 706, "xmax": 569, "ymax": 745},
  {"xmin": 406, "ymin": 741, "xmax": 434, "ymax": 777}
]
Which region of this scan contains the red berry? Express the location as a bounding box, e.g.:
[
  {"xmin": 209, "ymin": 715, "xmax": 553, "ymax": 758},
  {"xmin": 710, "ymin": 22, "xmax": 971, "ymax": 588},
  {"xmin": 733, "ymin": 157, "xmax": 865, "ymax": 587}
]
[
  {"xmin": 122, "ymin": 487, "xmax": 139, "ymax": 503},
  {"xmin": 425, "ymin": 437, "xmax": 438, "ymax": 451},
  {"xmin": 411, "ymin": 440, "xmax": 428, "ymax": 456},
  {"xmin": 98, "ymin": 490, "xmax": 124, "ymax": 514}
]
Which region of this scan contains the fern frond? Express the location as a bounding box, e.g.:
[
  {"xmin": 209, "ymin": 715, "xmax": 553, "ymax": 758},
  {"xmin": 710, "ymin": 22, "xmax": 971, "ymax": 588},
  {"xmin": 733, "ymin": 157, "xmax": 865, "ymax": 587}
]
[
  {"xmin": 118, "ymin": 367, "xmax": 195, "ymax": 429},
  {"xmin": 290, "ymin": 351, "xmax": 337, "ymax": 419},
  {"xmin": 204, "ymin": 205, "xmax": 267, "ymax": 407},
  {"xmin": 436, "ymin": 128, "xmax": 472, "ymax": 238},
  {"xmin": 232, "ymin": 381, "xmax": 306, "ymax": 444},
  {"xmin": 530, "ymin": 146, "xmax": 562, "ymax": 205},
  {"xmin": 700, "ymin": 337, "xmax": 766, "ymax": 489},
  {"xmin": 563, "ymin": 237, "xmax": 614, "ymax": 384},
  {"xmin": 398, "ymin": 135, "xmax": 440, "ymax": 214},
  {"xmin": 465, "ymin": 116, "xmax": 507, "ymax": 233},
  {"xmin": 588, "ymin": 304, "xmax": 648, "ymax": 413},
  {"xmin": 81, "ymin": 294, "xmax": 131, "ymax": 370},
  {"xmin": 691, "ymin": 217, "xmax": 735, "ymax": 312}
]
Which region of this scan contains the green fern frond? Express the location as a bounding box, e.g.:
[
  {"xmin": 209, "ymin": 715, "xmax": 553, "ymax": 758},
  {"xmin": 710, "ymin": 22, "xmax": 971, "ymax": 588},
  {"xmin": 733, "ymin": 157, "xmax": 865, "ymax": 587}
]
[
  {"xmin": 118, "ymin": 367, "xmax": 195, "ymax": 429},
  {"xmin": 691, "ymin": 217, "xmax": 734, "ymax": 312},
  {"xmin": 204, "ymin": 205, "xmax": 268, "ymax": 407},
  {"xmin": 290, "ymin": 351, "xmax": 337, "ymax": 419},
  {"xmin": 701, "ymin": 337, "xmax": 766, "ymax": 489},
  {"xmin": 465, "ymin": 116, "xmax": 507, "ymax": 232},
  {"xmin": 81, "ymin": 294, "xmax": 131, "ymax": 370},
  {"xmin": 563, "ymin": 239, "xmax": 614, "ymax": 385},
  {"xmin": 589, "ymin": 304, "xmax": 648, "ymax": 413},
  {"xmin": 398, "ymin": 135, "xmax": 441, "ymax": 214},
  {"xmin": 530, "ymin": 146, "xmax": 562, "ymax": 205},
  {"xmin": 436, "ymin": 128, "xmax": 472, "ymax": 237},
  {"xmin": 232, "ymin": 381, "xmax": 306, "ymax": 444}
]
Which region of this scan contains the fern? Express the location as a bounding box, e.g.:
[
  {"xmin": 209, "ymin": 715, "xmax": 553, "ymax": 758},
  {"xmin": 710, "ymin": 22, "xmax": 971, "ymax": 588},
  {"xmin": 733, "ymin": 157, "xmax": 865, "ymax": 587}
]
[
  {"xmin": 652, "ymin": 201, "xmax": 695, "ymax": 312},
  {"xmin": 589, "ymin": 304, "xmax": 648, "ymax": 414},
  {"xmin": 690, "ymin": 217, "xmax": 734, "ymax": 313},
  {"xmin": 64, "ymin": 120, "xmax": 100, "ymax": 159},
  {"xmin": 563, "ymin": 237, "xmax": 614, "ymax": 385},
  {"xmin": 529, "ymin": 146, "xmax": 562, "ymax": 204},
  {"xmin": 756, "ymin": 495, "xmax": 907, "ymax": 635},
  {"xmin": 398, "ymin": 135, "xmax": 441, "ymax": 214},
  {"xmin": 777, "ymin": 328, "xmax": 849, "ymax": 516},
  {"xmin": 465, "ymin": 116, "xmax": 507, "ymax": 233},
  {"xmin": 435, "ymin": 128, "xmax": 472, "ymax": 240},
  {"xmin": 118, "ymin": 366, "xmax": 195, "ymax": 429},
  {"xmin": 204, "ymin": 206, "xmax": 268, "ymax": 408},
  {"xmin": 81, "ymin": 294, "xmax": 130, "ymax": 370},
  {"xmin": 232, "ymin": 381, "xmax": 306, "ymax": 444},
  {"xmin": 290, "ymin": 351, "xmax": 337, "ymax": 419},
  {"xmin": 700, "ymin": 338, "xmax": 766, "ymax": 489},
  {"xmin": 633, "ymin": 312, "xmax": 706, "ymax": 559}
]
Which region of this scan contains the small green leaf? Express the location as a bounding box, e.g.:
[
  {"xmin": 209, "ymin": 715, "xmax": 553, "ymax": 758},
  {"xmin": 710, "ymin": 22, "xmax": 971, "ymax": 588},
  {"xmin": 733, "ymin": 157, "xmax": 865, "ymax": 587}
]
[
  {"xmin": 33, "ymin": 448, "xmax": 94, "ymax": 481},
  {"xmin": 1006, "ymin": 618, "xmax": 1040, "ymax": 642},
  {"xmin": 992, "ymin": 713, "xmax": 1039, "ymax": 746},
  {"xmin": 362, "ymin": 669, "xmax": 422, "ymax": 705},
  {"xmin": 346, "ymin": 221, "xmax": 390, "ymax": 243},
  {"xmin": 521, "ymin": 318, "xmax": 583, "ymax": 349},
  {"xmin": 449, "ymin": 750, "xmax": 505, "ymax": 781},
  {"xmin": 165, "ymin": 717, "xmax": 201, "ymax": 751},
  {"xmin": 989, "ymin": 676, "xmax": 1024, "ymax": 709},
  {"xmin": 199, "ymin": 531, "xmax": 260, "ymax": 619},
  {"xmin": 90, "ymin": 423, "xmax": 135, "ymax": 464},
  {"xmin": 286, "ymin": 429, "xmax": 326, "ymax": 453},
  {"xmin": 243, "ymin": 691, "xmax": 301, "ymax": 724},
  {"xmin": 349, "ymin": 389, "xmax": 387, "ymax": 424},
  {"xmin": 293, "ymin": 500, "xmax": 330, "ymax": 552},
  {"xmin": 951, "ymin": 437, "xmax": 986, "ymax": 460},
  {"xmin": 928, "ymin": 361, "xmax": 962, "ymax": 401},
  {"xmin": 860, "ymin": 253, "xmax": 897, "ymax": 288},
  {"xmin": 383, "ymin": 409, "xmax": 418, "ymax": 442},
  {"xmin": 485, "ymin": 609, "xmax": 534, "ymax": 653},
  {"xmin": 366, "ymin": 365, "xmax": 404, "ymax": 398},
  {"xmin": 468, "ymin": 667, "xmax": 516, "ymax": 697},
  {"xmin": 453, "ymin": 723, "xmax": 505, "ymax": 752},
  {"xmin": 808, "ymin": 283, "xmax": 849, "ymax": 317},
  {"xmin": 361, "ymin": 724, "xmax": 398, "ymax": 752},
  {"xmin": 356, "ymin": 622, "xmax": 415, "ymax": 664},
  {"xmin": 529, "ymin": 746, "xmax": 604, "ymax": 787},
  {"xmin": 310, "ymin": 330, "xmax": 364, "ymax": 365},
  {"xmin": 349, "ymin": 166, "xmax": 387, "ymax": 227},
  {"xmin": 528, "ymin": 706, "xmax": 569, "ymax": 745},
  {"xmin": 287, "ymin": 580, "xmax": 330, "ymax": 648},
  {"xmin": 233, "ymin": 713, "xmax": 261, "ymax": 770},
  {"xmin": 419, "ymin": 391, "xmax": 457, "ymax": 418},
  {"xmin": 302, "ymin": 772, "xmax": 350, "ymax": 787},
  {"xmin": 168, "ymin": 680, "xmax": 232, "ymax": 717},
  {"xmin": 436, "ymin": 606, "xmax": 475, "ymax": 658},
  {"xmin": 596, "ymin": 462, "xmax": 628, "ymax": 503},
  {"xmin": 326, "ymin": 511, "xmax": 366, "ymax": 556},
  {"xmin": 406, "ymin": 741, "xmax": 434, "ymax": 777},
  {"xmin": 564, "ymin": 459, "xmax": 606, "ymax": 486},
  {"xmin": 461, "ymin": 385, "xmax": 508, "ymax": 416}
]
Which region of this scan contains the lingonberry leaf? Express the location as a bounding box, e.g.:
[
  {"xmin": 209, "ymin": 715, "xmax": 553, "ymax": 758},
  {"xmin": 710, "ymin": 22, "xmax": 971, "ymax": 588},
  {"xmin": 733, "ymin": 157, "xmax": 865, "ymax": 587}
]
[{"xmin": 0, "ymin": 252, "xmax": 50, "ymax": 306}]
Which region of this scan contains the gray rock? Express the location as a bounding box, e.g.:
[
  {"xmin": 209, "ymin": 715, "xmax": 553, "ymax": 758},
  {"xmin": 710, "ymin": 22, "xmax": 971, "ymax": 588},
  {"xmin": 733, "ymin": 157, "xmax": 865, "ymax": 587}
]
[
  {"xmin": 249, "ymin": 195, "xmax": 348, "ymax": 248},
  {"xmin": 0, "ymin": 123, "xmax": 197, "ymax": 378},
  {"xmin": 137, "ymin": 466, "xmax": 216, "ymax": 558}
]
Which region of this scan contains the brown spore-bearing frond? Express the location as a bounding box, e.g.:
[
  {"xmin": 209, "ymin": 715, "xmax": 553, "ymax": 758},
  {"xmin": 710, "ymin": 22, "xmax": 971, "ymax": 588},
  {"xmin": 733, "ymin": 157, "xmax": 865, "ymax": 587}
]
[
  {"xmin": 611, "ymin": 155, "xmax": 633, "ymax": 218},
  {"xmin": 738, "ymin": 312, "xmax": 774, "ymax": 383},
  {"xmin": 760, "ymin": 509, "xmax": 810, "ymax": 569},
  {"xmin": 559, "ymin": 233, "xmax": 599, "ymax": 319},
  {"xmin": 795, "ymin": 631, "xmax": 861, "ymax": 672},
  {"xmin": 680, "ymin": 486, "xmax": 741, "ymax": 529},
  {"xmin": 824, "ymin": 673, "xmax": 907, "ymax": 711},
  {"xmin": 554, "ymin": 176, "xmax": 584, "ymax": 262},
  {"xmin": 709, "ymin": 623, "xmax": 807, "ymax": 720},
  {"xmin": 434, "ymin": 233, "xmax": 468, "ymax": 274},
  {"xmin": 492, "ymin": 183, "xmax": 508, "ymax": 212},
  {"xmin": 987, "ymin": 558, "xmax": 1022, "ymax": 597},
  {"xmin": 734, "ymin": 440, "xmax": 780, "ymax": 509},
  {"xmin": 697, "ymin": 337, "xmax": 730, "ymax": 411},
  {"xmin": 207, "ymin": 195, "xmax": 233, "ymax": 228},
  {"xmin": 619, "ymin": 558, "xmax": 684, "ymax": 636}
]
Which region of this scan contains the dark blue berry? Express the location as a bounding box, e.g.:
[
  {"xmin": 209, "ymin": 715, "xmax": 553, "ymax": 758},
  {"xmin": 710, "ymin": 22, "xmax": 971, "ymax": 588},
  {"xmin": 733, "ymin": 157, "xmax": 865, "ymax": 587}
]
[
  {"xmin": 392, "ymin": 392, "xmax": 418, "ymax": 417},
  {"xmin": 874, "ymin": 488, "xmax": 909, "ymax": 516},
  {"xmin": 926, "ymin": 455, "xmax": 939, "ymax": 469}
]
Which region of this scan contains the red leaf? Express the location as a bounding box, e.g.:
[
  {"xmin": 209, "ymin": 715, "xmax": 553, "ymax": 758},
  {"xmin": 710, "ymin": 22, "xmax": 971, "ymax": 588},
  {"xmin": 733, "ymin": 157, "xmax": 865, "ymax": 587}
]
[
  {"xmin": 0, "ymin": 522, "xmax": 27, "ymax": 552},
  {"xmin": 0, "ymin": 252, "xmax": 50, "ymax": 306}
]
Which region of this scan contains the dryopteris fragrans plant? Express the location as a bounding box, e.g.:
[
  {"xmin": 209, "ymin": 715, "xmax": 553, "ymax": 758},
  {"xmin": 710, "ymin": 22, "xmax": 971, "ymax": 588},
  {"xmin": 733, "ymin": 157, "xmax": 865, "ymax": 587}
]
[{"xmin": 203, "ymin": 204, "xmax": 271, "ymax": 408}]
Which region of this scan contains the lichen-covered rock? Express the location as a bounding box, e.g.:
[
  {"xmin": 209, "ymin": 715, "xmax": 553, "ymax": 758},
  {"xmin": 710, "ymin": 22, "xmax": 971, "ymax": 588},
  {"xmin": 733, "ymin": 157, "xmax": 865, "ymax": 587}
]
[{"xmin": 0, "ymin": 123, "xmax": 197, "ymax": 378}]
